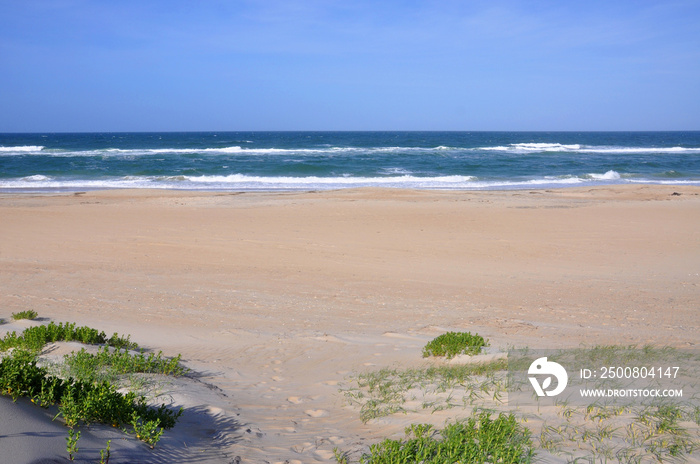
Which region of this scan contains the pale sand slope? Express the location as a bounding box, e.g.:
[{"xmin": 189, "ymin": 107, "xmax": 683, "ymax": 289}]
[{"xmin": 0, "ymin": 185, "xmax": 698, "ymax": 463}]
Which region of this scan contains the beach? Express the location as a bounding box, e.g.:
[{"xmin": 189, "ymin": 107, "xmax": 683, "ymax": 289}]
[{"xmin": 1, "ymin": 185, "xmax": 699, "ymax": 463}]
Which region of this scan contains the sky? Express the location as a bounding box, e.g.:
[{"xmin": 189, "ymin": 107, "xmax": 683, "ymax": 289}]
[{"xmin": 1, "ymin": 0, "xmax": 699, "ymax": 132}]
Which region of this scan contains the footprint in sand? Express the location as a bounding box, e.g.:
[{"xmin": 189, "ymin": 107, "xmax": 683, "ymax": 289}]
[
  {"xmin": 291, "ymin": 442, "xmax": 314, "ymax": 453},
  {"xmin": 271, "ymin": 375, "xmax": 285, "ymax": 382},
  {"xmin": 304, "ymin": 409, "xmax": 329, "ymax": 418},
  {"xmin": 321, "ymin": 380, "xmax": 338, "ymax": 386},
  {"xmin": 287, "ymin": 396, "xmax": 305, "ymax": 404},
  {"xmin": 314, "ymin": 450, "xmax": 336, "ymax": 460}
]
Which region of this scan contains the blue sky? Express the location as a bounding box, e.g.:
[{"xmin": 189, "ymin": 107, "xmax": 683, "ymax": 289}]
[{"xmin": 1, "ymin": 0, "xmax": 699, "ymax": 131}]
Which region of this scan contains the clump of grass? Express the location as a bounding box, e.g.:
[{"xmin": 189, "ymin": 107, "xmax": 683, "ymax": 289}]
[
  {"xmin": 60, "ymin": 346, "xmax": 188, "ymax": 384},
  {"xmin": 422, "ymin": 331, "xmax": 488, "ymax": 358},
  {"xmin": 633, "ymin": 403, "xmax": 698, "ymax": 459},
  {"xmin": 11, "ymin": 310, "xmax": 38, "ymax": 321},
  {"xmin": 0, "ymin": 321, "xmax": 137, "ymax": 353},
  {"xmin": 346, "ymin": 411, "xmax": 533, "ymax": 463},
  {"xmin": 537, "ymin": 401, "xmax": 700, "ymax": 463},
  {"xmin": 344, "ymin": 359, "xmax": 508, "ymax": 422}
]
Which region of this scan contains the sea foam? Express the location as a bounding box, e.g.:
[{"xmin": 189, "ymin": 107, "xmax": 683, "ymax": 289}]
[{"xmin": 0, "ymin": 172, "xmax": 658, "ymax": 192}]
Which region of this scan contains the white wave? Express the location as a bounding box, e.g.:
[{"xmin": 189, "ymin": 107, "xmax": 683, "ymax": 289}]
[
  {"xmin": 587, "ymin": 170, "xmax": 621, "ymax": 180},
  {"xmin": 2, "ymin": 172, "xmax": 699, "ymax": 192},
  {"xmin": 3, "ymin": 143, "xmax": 700, "ymax": 157},
  {"xmin": 479, "ymin": 146, "xmax": 512, "ymax": 151},
  {"xmin": 21, "ymin": 174, "xmax": 52, "ymax": 181},
  {"xmin": 101, "ymin": 146, "xmax": 249, "ymax": 155},
  {"xmin": 180, "ymin": 174, "xmax": 476, "ymax": 186},
  {"xmin": 579, "ymin": 146, "xmax": 700, "ymax": 154},
  {"xmin": 0, "ymin": 145, "xmax": 464, "ymax": 157},
  {"xmin": 477, "ymin": 143, "xmax": 581, "ymax": 152},
  {"xmin": 379, "ymin": 167, "xmax": 413, "ymax": 175},
  {"xmin": 0, "ymin": 145, "xmax": 45, "ymax": 153},
  {"xmin": 513, "ymin": 143, "xmax": 582, "ymax": 151},
  {"xmin": 202, "ymin": 146, "xmax": 245, "ymax": 153},
  {"xmin": 0, "ymin": 173, "xmax": 700, "ymax": 191},
  {"xmin": 477, "ymin": 143, "xmax": 700, "ymax": 154},
  {"xmin": 0, "ymin": 174, "xmax": 477, "ymax": 191}
]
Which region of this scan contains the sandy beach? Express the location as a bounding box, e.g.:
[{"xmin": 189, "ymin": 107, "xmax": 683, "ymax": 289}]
[{"xmin": 1, "ymin": 185, "xmax": 699, "ymax": 463}]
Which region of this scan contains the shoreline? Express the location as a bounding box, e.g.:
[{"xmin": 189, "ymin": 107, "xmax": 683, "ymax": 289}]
[
  {"xmin": 2, "ymin": 179, "xmax": 700, "ymax": 196},
  {"xmin": 1, "ymin": 185, "xmax": 698, "ymax": 462}
]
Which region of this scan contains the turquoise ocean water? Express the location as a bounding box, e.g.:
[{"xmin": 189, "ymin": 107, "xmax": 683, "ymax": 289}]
[{"xmin": 1, "ymin": 132, "xmax": 699, "ymax": 191}]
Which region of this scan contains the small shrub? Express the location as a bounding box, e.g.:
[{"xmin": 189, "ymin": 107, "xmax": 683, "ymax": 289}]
[
  {"xmin": 0, "ymin": 321, "xmax": 186, "ymax": 456},
  {"xmin": 66, "ymin": 428, "xmax": 80, "ymax": 461},
  {"xmin": 422, "ymin": 331, "xmax": 488, "ymax": 358},
  {"xmin": 62, "ymin": 348, "xmax": 104, "ymax": 383},
  {"xmin": 100, "ymin": 440, "xmax": 111, "ymax": 464},
  {"xmin": 11, "ymin": 310, "xmax": 38, "ymax": 321},
  {"xmin": 131, "ymin": 412, "xmax": 165, "ymax": 448},
  {"xmin": 0, "ymin": 349, "xmax": 51, "ymax": 400},
  {"xmin": 0, "ymin": 340, "xmax": 183, "ymax": 431},
  {"xmin": 59, "ymin": 385, "xmax": 82, "ymax": 428}
]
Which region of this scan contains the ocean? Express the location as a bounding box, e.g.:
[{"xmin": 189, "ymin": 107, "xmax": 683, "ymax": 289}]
[{"xmin": 1, "ymin": 131, "xmax": 699, "ymax": 192}]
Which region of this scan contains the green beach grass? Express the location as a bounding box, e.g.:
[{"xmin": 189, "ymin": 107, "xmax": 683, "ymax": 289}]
[
  {"xmin": 337, "ymin": 334, "xmax": 700, "ymax": 463},
  {"xmin": 0, "ymin": 314, "xmax": 188, "ymax": 459},
  {"xmin": 11, "ymin": 310, "xmax": 38, "ymax": 321}
]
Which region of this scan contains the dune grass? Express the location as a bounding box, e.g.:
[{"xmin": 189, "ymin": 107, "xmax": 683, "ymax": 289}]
[
  {"xmin": 339, "ymin": 339, "xmax": 700, "ymax": 463},
  {"xmin": 58, "ymin": 346, "xmax": 188, "ymax": 385},
  {"xmin": 343, "ymin": 358, "xmax": 508, "ymax": 423}
]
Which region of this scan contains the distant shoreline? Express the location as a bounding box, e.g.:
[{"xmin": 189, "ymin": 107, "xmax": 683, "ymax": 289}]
[{"xmin": 2, "ymin": 178, "xmax": 700, "ymax": 195}]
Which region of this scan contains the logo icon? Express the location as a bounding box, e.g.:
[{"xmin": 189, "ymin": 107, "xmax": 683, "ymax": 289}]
[{"xmin": 528, "ymin": 357, "xmax": 568, "ymax": 397}]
